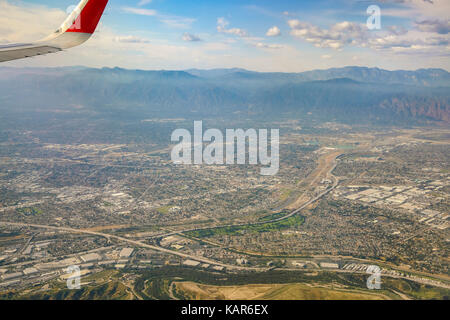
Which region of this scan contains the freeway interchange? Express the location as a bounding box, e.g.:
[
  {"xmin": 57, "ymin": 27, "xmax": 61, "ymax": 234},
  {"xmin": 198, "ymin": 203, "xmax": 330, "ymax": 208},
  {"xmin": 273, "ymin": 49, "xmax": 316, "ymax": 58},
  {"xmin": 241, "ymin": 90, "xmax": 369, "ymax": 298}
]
[
  {"xmin": 0, "ymin": 152, "xmax": 340, "ymax": 272},
  {"xmin": 1, "ymin": 150, "xmax": 448, "ymax": 291}
]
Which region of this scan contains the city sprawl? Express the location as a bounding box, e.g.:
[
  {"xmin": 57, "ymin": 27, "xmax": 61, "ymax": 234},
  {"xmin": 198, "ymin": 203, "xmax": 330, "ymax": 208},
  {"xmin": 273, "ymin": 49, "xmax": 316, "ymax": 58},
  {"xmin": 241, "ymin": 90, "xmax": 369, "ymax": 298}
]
[{"xmin": 0, "ymin": 115, "xmax": 448, "ymax": 300}]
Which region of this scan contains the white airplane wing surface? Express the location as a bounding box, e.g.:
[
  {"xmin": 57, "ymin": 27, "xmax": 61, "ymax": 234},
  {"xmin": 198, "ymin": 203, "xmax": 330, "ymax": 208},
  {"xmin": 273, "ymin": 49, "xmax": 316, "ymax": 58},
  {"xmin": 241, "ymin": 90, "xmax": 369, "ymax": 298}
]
[{"xmin": 0, "ymin": 0, "xmax": 108, "ymax": 63}]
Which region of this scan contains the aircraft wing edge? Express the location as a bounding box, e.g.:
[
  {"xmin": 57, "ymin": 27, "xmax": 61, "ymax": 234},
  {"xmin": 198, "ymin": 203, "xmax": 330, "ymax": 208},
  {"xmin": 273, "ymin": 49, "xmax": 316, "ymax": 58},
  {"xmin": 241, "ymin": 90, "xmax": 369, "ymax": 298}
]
[
  {"xmin": 0, "ymin": 0, "xmax": 108, "ymax": 63},
  {"xmin": 0, "ymin": 44, "xmax": 61, "ymax": 63}
]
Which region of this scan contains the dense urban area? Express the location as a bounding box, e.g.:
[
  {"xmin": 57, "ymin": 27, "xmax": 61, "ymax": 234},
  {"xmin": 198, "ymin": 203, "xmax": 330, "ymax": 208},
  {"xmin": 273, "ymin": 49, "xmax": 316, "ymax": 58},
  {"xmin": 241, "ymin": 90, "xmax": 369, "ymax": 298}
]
[{"xmin": 0, "ymin": 115, "xmax": 448, "ymax": 300}]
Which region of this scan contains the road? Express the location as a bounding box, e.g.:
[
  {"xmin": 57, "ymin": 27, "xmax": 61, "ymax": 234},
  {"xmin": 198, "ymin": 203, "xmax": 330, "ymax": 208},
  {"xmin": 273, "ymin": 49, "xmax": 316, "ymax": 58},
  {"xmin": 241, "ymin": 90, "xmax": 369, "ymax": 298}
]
[
  {"xmin": 0, "ymin": 158, "xmax": 338, "ymax": 272},
  {"xmin": 0, "ymin": 153, "xmax": 340, "ymax": 271},
  {"xmin": 0, "ymin": 221, "xmax": 266, "ymax": 272},
  {"xmin": 146, "ymin": 154, "xmax": 340, "ymax": 239},
  {"xmin": 279, "ymin": 267, "xmax": 450, "ymax": 290}
]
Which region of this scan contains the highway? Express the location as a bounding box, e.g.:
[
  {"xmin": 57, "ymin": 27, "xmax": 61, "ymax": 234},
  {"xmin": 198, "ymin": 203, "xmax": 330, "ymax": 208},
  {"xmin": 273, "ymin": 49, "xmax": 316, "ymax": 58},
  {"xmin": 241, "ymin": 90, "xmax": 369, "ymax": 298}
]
[
  {"xmin": 2, "ymin": 156, "xmax": 450, "ymax": 289},
  {"xmin": 3, "ymin": 216, "xmax": 447, "ymax": 290},
  {"xmin": 0, "ymin": 221, "xmax": 266, "ymax": 272},
  {"xmin": 0, "ymin": 154, "xmax": 340, "ymax": 272},
  {"xmin": 146, "ymin": 157, "xmax": 340, "ymax": 239}
]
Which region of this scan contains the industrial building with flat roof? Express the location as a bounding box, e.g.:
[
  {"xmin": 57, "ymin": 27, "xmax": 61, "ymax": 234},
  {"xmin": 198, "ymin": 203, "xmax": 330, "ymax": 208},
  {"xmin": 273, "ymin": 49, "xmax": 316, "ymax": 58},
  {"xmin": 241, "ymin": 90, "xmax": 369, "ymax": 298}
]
[{"xmin": 119, "ymin": 248, "xmax": 134, "ymax": 258}]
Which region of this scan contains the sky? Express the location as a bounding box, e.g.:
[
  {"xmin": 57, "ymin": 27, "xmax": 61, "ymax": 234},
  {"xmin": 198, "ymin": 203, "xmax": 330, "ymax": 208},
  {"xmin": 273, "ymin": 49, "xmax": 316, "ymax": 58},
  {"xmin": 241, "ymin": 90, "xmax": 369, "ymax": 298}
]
[{"xmin": 0, "ymin": 0, "xmax": 449, "ymax": 71}]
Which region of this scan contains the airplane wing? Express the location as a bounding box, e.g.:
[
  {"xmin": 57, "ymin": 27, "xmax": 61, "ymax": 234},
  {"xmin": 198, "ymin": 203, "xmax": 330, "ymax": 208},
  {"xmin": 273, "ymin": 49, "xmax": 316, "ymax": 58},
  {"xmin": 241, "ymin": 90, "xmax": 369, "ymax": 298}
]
[{"xmin": 0, "ymin": 0, "xmax": 108, "ymax": 63}]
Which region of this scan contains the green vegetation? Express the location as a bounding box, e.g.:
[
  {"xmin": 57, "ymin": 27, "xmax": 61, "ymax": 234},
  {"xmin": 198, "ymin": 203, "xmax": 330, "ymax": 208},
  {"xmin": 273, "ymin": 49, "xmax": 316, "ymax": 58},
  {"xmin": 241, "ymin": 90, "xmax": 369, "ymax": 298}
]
[
  {"xmin": 138, "ymin": 279, "xmax": 173, "ymax": 300},
  {"xmin": 185, "ymin": 214, "xmax": 304, "ymax": 238},
  {"xmin": 20, "ymin": 281, "xmax": 131, "ymax": 300},
  {"xmin": 258, "ymin": 210, "xmax": 291, "ymax": 222},
  {"xmin": 133, "ymin": 266, "xmax": 449, "ymax": 300},
  {"xmin": 279, "ymin": 189, "xmax": 294, "ymax": 201},
  {"xmin": 156, "ymin": 206, "xmax": 174, "ymax": 214},
  {"xmin": 1, "ymin": 266, "xmax": 448, "ymax": 300},
  {"xmin": 382, "ymin": 278, "xmax": 449, "ymax": 300},
  {"xmin": 0, "ymin": 270, "xmax": 133, "ymax": 300},
  {"xmin": 16, "ymin": 207, "xmax": 43, "ymax": 216},
  {"xmin": 334, "ymin": 144, "xmax": 356, "ymax": 150}
]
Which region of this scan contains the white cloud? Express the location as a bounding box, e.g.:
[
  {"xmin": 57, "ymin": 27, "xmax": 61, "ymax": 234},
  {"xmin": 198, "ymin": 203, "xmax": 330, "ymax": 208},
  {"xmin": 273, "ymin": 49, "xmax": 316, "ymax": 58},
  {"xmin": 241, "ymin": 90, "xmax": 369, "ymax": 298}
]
[
  {"xmin": 288, "ymin": 20, "xmax": 367, "ymax": 50},
  {"xmin": 367, "ymin": 32, "xmax": 449, "ymax": 53},
  {"xmin": 288, "ymin": 17, "xmax": 449, "ymax": 56},
  {"xmin": 122, "ymin": 7, "xmax": 157, "ymax": 16},
  {"xmin": 0, "ymin": 1, "xmax": 66, "ymax": 44},
  {"xmin": 387, "ymin": 26, "xmax": 408, "ymax": 36},
  {"xmin": 114, "ymin": 35, "xmax": 151, "ymax": 43},
  {"xmin": 1, "ymin": 0, "xmax": 448, "ymax": 71},
  {"xmin": 382, "ymin": 0, "xmax": 450, "ymax": 20},
  {"xmin": 160, "ymin": 17, "xmax": 196, "ymax": 29},
  {"xmin": 415, "ymin": 19, "xmax": 450, "ymax": 34},
  {"xmin": 138, "ymin": 0, "xmax": 152, "ymax": 6},
  {"xmin": 122, "ymin": 7, "xmax": 195, "ymax": 29},
  {"xmin": 182, "ymin": 32, "xmax": 202, "ymax": 42},
  {"xmin": 266, "ymin": 26, "xmax": 281, "ymax": 37},
  {"xmin": 255, "ymin": 42, "xmax": 283, "ymax": 49},
  {"xmin": 217, "ymin": 17, "xmax": 248, "ymax": 37}
]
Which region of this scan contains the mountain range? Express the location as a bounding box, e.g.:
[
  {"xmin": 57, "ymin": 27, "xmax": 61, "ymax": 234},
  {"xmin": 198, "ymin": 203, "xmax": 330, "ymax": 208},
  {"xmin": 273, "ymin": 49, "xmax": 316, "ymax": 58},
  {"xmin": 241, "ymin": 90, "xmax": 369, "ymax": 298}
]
[{"xmin": 0, "ymin": 66, "xmax": 449, "ymax": 124}]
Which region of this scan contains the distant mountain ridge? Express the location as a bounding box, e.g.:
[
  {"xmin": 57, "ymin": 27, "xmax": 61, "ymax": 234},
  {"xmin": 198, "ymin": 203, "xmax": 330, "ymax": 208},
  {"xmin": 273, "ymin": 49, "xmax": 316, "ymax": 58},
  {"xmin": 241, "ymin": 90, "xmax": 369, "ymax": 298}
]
[
  {"xmin": 295, "ymin": 66, "xmax": 450, "ymax": 87},
  {"xmin": 186, "ymin": 66, "xmax": 450, "ymax": 87},
  {"xmin": 0, "ymin": 66, "xmax": 448, "ymax": 124},
  {"xmin": 2, "ymin": 65, "xmax": 448, "ymax": 86}
]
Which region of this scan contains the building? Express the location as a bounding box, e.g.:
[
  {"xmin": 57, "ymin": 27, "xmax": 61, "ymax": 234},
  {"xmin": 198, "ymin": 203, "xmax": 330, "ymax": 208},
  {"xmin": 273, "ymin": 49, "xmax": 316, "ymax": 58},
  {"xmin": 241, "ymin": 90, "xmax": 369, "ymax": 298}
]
[
  {"xmin": 1, "ymin": 272, "xmax": 23, "ymax": 281},
  {"xmin": 182, "ymin": 260, "xmax": 200, "ymax": 267},
  {"xmin": 23, "ymin": 267, "xmax": 39, "ymax": 276},
  {"xmin": 80, "ymin": 253, "xmax": 101, "ymax": 263},
  {"xmin": 119, "ymin": 248, "xmax": 134, "ymax": 258},
  {"xmin": 320, "ymin": 262, "xmax": 339, "ymax": 269}
]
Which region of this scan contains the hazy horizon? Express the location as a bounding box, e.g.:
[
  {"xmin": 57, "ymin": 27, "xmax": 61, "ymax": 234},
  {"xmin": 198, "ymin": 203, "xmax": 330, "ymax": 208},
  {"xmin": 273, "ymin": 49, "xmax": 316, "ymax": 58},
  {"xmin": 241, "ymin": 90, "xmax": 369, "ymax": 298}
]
[
  {"xmin": 1, "ymin": 64, "xmax": 449, "ymax": 73},
  {"xmin": 0, "ymin": 0, "xmax": 449, "ymax": 72}
]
